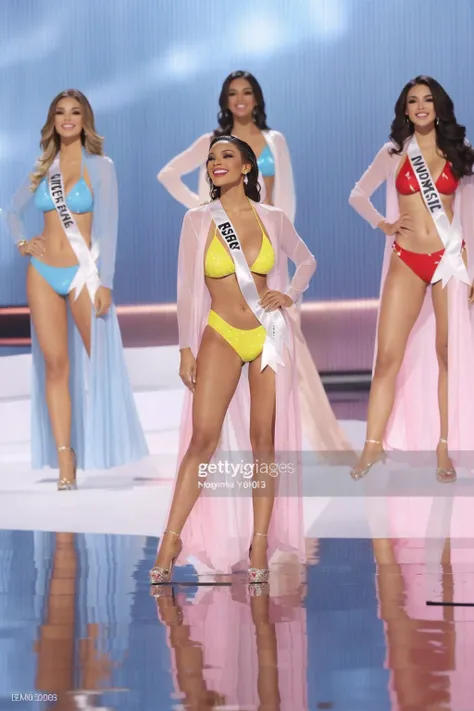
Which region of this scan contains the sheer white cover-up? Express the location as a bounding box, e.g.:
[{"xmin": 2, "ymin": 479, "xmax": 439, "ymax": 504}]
[{"xmin": 6, "ymin": 152, "xmax": 148, "ymax": 470}]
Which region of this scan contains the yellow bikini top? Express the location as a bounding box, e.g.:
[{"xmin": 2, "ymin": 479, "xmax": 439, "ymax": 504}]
[{"xmin": 204, "ymin": 210, "xmax": 275, "ymax": 279}]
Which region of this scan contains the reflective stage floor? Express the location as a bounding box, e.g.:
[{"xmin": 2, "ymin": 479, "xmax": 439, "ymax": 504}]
[
  {"xmin": 1, "ymin": 349, "xmax": 474, "ymax": 709},
  {"xmin": 1, "ymin": 531, "xmax": 473, "ymax": 711}
]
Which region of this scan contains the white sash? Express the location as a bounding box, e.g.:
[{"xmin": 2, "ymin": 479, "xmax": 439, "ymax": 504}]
[
  {"xmin": 209, "ymin": 200, "xmax": 290, "ymax": 373},
  {"xmin": 48, "ymin": 154, "xmax": 101, "ymax": 301},
  {"xmin": 407, "ymin": 136, "xmax": 470, "ymax": 287}
]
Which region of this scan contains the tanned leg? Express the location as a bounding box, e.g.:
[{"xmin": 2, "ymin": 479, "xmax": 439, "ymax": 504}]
[
  {"xmin": 248, "ymin": 355, "xmax": 276, "ymax": 571},
  {"xmin": 353, "ymin": 254, "xmax": 427, "ymax": 474},
  {"xmin": 154, "ymin": 326, "xmax": 243, "ymax": 569},
  {"xmin": 27, "ymin": 265, "xmax": 74, "ymax": 482},
  {"xmin": 431, "ymin": 281, "xmax": 455, "ymax": 479}
]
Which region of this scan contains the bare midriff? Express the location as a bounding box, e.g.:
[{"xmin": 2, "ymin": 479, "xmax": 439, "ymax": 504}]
[
  {"xmin": 39, "ymin": 210, "xmax": 92, "ymax": 268},
  {"xmin": 204, "ymin": 223, "xmax": 269, "ymax": 330},
  {"xmin": 395, "ymin": 155, "xmax": 455, "ymax": 254}
]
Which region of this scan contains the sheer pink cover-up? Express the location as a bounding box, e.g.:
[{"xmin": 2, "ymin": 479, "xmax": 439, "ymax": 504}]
[
  {"xmin": 375, "ymin": 536, "xmax": 474, "ymax": 709},
  {"xmin": 354, "ymin": 145, "xmax": 474, "ymax": 706},
  {"xmin": 158, "ymin": 131, "xmax": 352, "ymax": 455},
  {"xmin": 349, "ymin": 142, "xmax": 474, "ymax": 460},
  {"xmin": 170, "ymin": 202, "xmax": 316, "ymax": 573},
  {"xmin": 163, "ymin": 587, "xmax": 308, "ymax": 710}
]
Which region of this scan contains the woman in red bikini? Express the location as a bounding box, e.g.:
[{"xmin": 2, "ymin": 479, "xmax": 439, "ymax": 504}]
[{"xmin": 349, "ymin": 75, "xmax": 474, "ymax": 481}]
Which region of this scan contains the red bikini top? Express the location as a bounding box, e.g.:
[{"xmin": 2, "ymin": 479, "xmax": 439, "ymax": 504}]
[{"xmin": 396, "ymin": 156, "xmax": 459, "ymax": 196}]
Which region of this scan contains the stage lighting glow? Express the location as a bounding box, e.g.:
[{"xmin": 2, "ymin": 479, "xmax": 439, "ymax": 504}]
[
  {"xmin": 0, "ymin": 22, "xmax": 61, "ymax": 69},
  {"xmin": 236, "ymin": 16, "xmax": 284, "ymax": 56},
  {"xmin": 89, "ymin": 47, "xmax": 201, "ymax": 113},
  {"xmin": 163, "ymin": 47, "xmax": 200, "ymax": 79},
  {"xmin": 86, "ymin": 77, "xmax": 142, "ymax": 112},
  {"xmin": 309, "ymin": 0, "xmax": 347, "ymax": 38}
]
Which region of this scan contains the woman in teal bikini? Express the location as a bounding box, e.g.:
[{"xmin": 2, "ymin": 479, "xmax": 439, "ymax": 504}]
[
  {"xmin": 157, "ymin": 69, "xmax": 295, "ymax": 216},
  {"xmin": 7, "ymin": 89, "xmax": 148, "ymax": 489}
]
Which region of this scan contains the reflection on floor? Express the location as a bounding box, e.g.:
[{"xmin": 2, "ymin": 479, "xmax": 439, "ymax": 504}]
[{"xmin": 0, "ymin": 532, "xmax": 473, "ymax": 711}]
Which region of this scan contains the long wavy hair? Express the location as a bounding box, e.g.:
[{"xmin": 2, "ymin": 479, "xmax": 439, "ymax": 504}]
[
  {"xmin": 30, "ymin": 89, "xmax": 103, "ymax": 190},
  {"xmin": 207, "ymin": 135, "xmax": 261, "ymax": 202},
  {"xmin": 389, "ymin": 75, "xmax": 474, "ymax": 178},
  {"xmin": 213, "ymin": 71, "xmax": 270, "ymax": 138}
]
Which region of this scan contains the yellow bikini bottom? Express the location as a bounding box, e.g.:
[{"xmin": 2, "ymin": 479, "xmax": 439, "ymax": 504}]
[{"xmin": 207, "ymin": 310, "xmax": 266, "ymax": 363}]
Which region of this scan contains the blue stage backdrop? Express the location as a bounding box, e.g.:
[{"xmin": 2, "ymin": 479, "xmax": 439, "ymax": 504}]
[{"xmin": 1, "ymin": 0, "xmax": 473, "ymax": 306}]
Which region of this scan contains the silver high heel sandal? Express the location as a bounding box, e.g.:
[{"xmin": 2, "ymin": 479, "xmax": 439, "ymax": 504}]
[
  {"xmin": 350, "ymin": 439, "xmax": 386, "ymax": 481},
  {"xmin": 248, "ymin": 532, "xmax": 269, "ymax": 584},
  {"xmin": 57, "ymin": 446, "xmax": 77, "ymax": 491},
  {"xmin": 436, "ymin": 438, "xmax": 457, "ymax": 483},
  {"xmin": 149, "ymin": 529, "xmax": 182, "ymax": 584}
]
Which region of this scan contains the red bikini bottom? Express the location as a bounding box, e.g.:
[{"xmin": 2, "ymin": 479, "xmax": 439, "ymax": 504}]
[{"xmin": 392, "ymin": 241, "xmax": 466, "ymax": 284}]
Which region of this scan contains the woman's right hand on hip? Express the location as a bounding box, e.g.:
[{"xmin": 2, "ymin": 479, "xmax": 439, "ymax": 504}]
[
  {"xmin": 20, "ymin": 236, "xmax": 45, "ymax": 257},
  {"xmin": 179, "ymin": 348, "xmax": 197, "ymax": 392},
  {"xmin": 379, "ymin": 214, "xmax": 413, "ymax": 238}
]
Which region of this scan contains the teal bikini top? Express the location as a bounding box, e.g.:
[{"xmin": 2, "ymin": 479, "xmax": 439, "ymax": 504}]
[
  {"xmin": 34, "ymin": 153, "xmax": 94, "ymax": 214},
  {"xmin": 257, "ymin": 143, "xmax": 275, "ymax": 178}
]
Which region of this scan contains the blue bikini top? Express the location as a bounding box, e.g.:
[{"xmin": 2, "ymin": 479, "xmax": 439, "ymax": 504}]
[
  {"xmin": 257, "ymin": 143, "xmax": 275, "ymax": 178},
  {"xmin": 34, "ymin": 153, "xmax": 94, "ymax": 214}
]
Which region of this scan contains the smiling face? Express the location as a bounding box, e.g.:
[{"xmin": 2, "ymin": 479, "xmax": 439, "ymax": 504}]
[
  {"xmin": 53, "ymin": 97, "xmax": 84, "ymax": 139},
  {"xmin": 226, "ymin": 78, "xmax": 257, "ymax": 121},
  {"xmin": 406, "ymin": 84, "xmax": 436, "ymax": 128},
  {"xmin": 207, "ymin": 140, "xmax": 251, "ymax": 190}
]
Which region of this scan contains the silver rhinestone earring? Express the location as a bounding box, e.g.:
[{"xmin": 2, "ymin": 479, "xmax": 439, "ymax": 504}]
[
  {"xmin": 244, "ymin": 174, "xmax": 248, "ymax": 185},
  {"xmin": 435, "ymin": 118, "xmax": 439, "ymax": 126}
]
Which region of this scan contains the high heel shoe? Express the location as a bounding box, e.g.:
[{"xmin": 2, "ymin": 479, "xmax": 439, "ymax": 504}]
[
  {"xmin": 57, "ymin": 446, "xmax": 77, "ymax": 491},
  {"xmin": 149, "ymin": 529, "xmax": 182, "ymax": 584},
  {"xmin": 350, "ymin": 439, "xmax": 386, "ymax": 481},
  {"xmin": 436, "ymin": 437, "xmax": 457, "ymax": 483},
  {"xmin": 248, "ymin": 532, "xmax": 269, "ymax": 584}
]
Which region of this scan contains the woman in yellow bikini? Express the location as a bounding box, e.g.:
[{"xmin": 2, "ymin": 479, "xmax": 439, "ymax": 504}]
[{"xmin": 150, "ymin": 135, "xmax": 317, "ymax": 585}]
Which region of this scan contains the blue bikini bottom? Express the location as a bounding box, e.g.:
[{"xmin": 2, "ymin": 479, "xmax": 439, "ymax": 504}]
[{"xmin": 30, "ymin": 258, "xmax": 79, "ymax": 296}]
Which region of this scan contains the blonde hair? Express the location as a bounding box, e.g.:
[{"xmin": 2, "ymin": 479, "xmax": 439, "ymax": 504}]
[{"xmin": 30, "ymin": 89, "xmax": 103, "ymax": 190}]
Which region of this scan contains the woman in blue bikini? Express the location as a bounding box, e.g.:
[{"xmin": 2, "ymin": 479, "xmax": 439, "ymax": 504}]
[{"xmin": 7, "ymin": 89, "xmax": 148, "ymax": 489}]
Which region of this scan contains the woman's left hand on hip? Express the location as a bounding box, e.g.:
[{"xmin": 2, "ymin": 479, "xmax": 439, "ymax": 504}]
[{"xmin": 259, "ymin": 290, "xmax": 293, "ymax": 312}]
